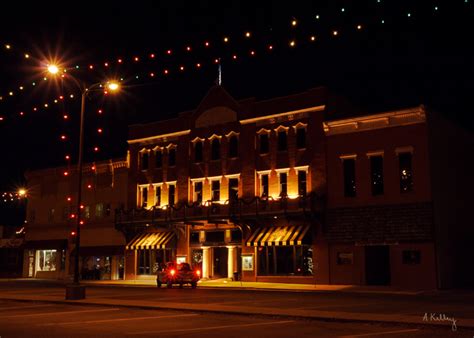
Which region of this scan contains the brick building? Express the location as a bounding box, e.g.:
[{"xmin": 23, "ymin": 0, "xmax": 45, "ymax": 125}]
[
  {"xmin": 24, "ymin": 85, "xmax": 473, "ymax": 289},
  {"xmin": 23, "ymin": 158, "xmax": 128, "ymax": 280}
]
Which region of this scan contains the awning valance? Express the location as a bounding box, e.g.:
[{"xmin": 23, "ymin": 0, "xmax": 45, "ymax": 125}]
[
  {"xmin": 126, "ymin": 231, "xmax": 175, "ymax": 250},
  {"xmin": 246, "ymin": 225, "xmax": 311, "ymax": 246}
]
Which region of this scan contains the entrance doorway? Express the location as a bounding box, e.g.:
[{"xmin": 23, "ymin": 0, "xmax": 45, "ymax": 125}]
[
  {"xmin": 212, "ymin": 247, "xmax": 228, "ymax": 278},
  {"xmin": 365, "ymin": 245, "xmax": 391, "ymax": 285}
]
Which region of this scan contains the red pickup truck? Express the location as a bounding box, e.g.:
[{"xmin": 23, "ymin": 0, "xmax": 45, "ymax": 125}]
[{"xmin": 156, "ymin": 262, "xmax": 201, "ymax": 288}]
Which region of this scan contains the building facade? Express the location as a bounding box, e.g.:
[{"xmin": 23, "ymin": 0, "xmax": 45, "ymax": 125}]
[
  {"xmin": 23, "ymin": 158, "xmax": 128, "ymax": 280},
  {"xmin": 24, "ymin": 86, "xmax": 473, "ymax": 289}
]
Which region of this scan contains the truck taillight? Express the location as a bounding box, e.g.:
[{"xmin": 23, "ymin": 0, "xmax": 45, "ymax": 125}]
[
  {"xmin": 196, "ymin": 270, "xmax": 201, "ymax": 276},
  {"xmin": 170, "ymin": 269, "xmax": 176, "ymax": 276}
]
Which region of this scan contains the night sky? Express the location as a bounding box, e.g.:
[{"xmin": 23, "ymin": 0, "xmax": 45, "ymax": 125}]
[{"xmin": 1, "ymin": 0, "xmax": 473, "ymax": 225}]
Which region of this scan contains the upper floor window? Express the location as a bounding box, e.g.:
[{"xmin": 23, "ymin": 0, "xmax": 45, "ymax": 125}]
[
  {"xmin": 155, "ymin": 150, "xmax": 162, "ymax": 168},
  {"xmin": 298, "ymin": 170, "xmax": 307, "ymax": 196},
  {"xmin": 139, "ymin": 186, "xmax": 148, "ymax": 208},
  {"xmin": 259, "ymin": 133, "xmax": 269, "ymax": 154},
  {"xmin": 211, "ymin": 180, "xmax": 220, "ymax": 201},
  {"xmin": 228, "ymin": 178, "xmax": 239, "ymax": 202},
  {"xmin": 279, "ymin": 172, "xmax": 288, "ymax": 197},
  {"xmin": 296, "ymin": 127, "xmax": 306, "ymax": 149},
  {"xmin": 277, "ymin": 130, "xmax": 287, "ymax": 151},
  {"xmin": 48, "ymin": 208, "xmax": 55, "ymax": 223},
  {"xmin": 343, "ymin": 158, "xmax": 356, "ymax": 197},
  {"xmin": 194, "ymin": 181, "xmax": 203, "ymax": 204},
  {"xmin": 228, "ymin": 135, "xmax": 238, "ymax": 158},
  {"xmin": 140, "ymin": 151, "xmax": 149, "ymax": 170},
  {"xmin": 168, "ymin": 148, "xmax": 176, "ymax": 166},
  {"xmin": 260, "ymin": 174, "xmax": 269, "ymax": 197},
  {"xmin": 95, "ymin": 203, "xmax": 104, "ymax": 218},
  {"xmin": 399, "ymin": 152, "xmax": 413, "ymax": 193},
  {"xmin": 211, "ymin": 138, "xmax": 220, "ymax": 160},
  {"xmin": 194, "ymin": 141, "xmax": 203, "ymax": 163},
  {"xmin": 370, "ymin": 155, "xmax": 384, "ymax": 196},
  {"xmin": 168, "ymin": 184, "xmax": 176, "ymax": 206}
]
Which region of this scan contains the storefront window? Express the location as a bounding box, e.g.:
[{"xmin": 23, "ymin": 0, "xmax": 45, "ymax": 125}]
[
  {"xmin": 137, "ymin": 249, "xmax": 173, "ymax": 275},
  {"xmin": 35, "ymin": 250, "xmax": 57, "ymax": 272},
  {"xmin": 257, "ymin": 245, "xmax": 313, "ymax": 276}
]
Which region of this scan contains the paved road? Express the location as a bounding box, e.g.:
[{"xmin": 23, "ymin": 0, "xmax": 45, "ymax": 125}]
[
  {"xmin": 0, "ymin": 300, "xmax": 468, "ymax": 338},
  {"xmin": 1, "ymin": 280, "xmax": 473, "ymax": 321}
]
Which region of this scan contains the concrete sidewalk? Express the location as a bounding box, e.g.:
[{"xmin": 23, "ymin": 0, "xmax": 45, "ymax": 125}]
[
  {"xmin": 80, "ymin": 278, "xmax": 426, "ymax": 295},
  {"xmin": 0, "ymin": 280, "xmax": 472, "ymax": 330}
]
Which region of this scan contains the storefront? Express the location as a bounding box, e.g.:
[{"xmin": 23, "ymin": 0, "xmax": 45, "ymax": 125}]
[
  {"xmin": 72, "ymin": 245, "xmax": 125, "ymax": 280},
  {"xmin": 124, "ymin": 230, "xmax": 177, "ymax": 280},
  {"xmin": 189, "ymin": 226, "xmax": 242, "ymax": 280},
  {"xmin": 23, "ymin": 239, "xmax": 68, "ymax": 279},
  {"xmin": 243, "ymin": 225, "xmax": 315, "ymax": 284}
]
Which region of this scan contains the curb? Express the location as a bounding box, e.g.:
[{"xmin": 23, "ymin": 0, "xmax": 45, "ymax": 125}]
[{"xmin": 0, "ymin": 296, "xmax": 471, "ymax": 330}]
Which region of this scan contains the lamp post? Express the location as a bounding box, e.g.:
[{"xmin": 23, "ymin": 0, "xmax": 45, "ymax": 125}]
[{"xmin": 47, "ymin": 64, "xmax": 120, "ymax": 299}]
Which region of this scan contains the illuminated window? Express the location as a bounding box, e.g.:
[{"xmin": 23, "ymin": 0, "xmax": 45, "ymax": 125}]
[
  {"xmin": 155, "ymin": 185, "xmax": 161, "ymax": 206},
  {"xmin": 168, "ymin": 184, "xmax": 176, "ymax": 206},
  {"xmin": 36, "ymin": 250, "xmax": 57, "ymax": 272},
  {"xmin": 155, "ymin": 150, "xmax": 162, "ymax": 168},
  {"xmin": 277, "ymin": 131, "xmax": 287, "ymax": 151},
  {"xmin": 229, "ymin": 178, "xmax": 239, "ymax": 202},
  {"xmin": 211, "ymin": 139, "xmax": 220, "ymax": 160},
  {"xmin": 370, "ymin": 155, "xmax": 384, "ymax": 196},
  {"xmin": 298, "ymin": 170, "xmax": 307, "ymax": 196},
  {"xmin": 139, "ymin": 186, "xmax": 148, "ymax": 208},
  {"xmin": 211, "ymin": 180, "xmax": 220, "ymax": 201},
  {"xmin": 343, "ymin": 158, "xmax": 356, "ymax": 197},
  {"xmin": 168, "ymin": 148, "xmax": 176, "ymax": 166},
  {"xmin": 140, "ymin": 151, "xmax": 149, "ymax": 170},
  {"xmin": 399, "ymin": 152, "xmax": 413, "ymax": 193},
  {"xmin": 259, "ymin": 134, "xmax": 269, "ymax": 154},
  {"xmin": 95, "ymin": 203, "xmax": 104, "ymax": 218},
  {"xmin": 296, "ymin": 127, "xmax": 306, "ymax": 149},
  {"xmin": 194, "ymin": 141, "xmax": 203, "ymax": 162},
  {"xmin": 261, "ymin": 174, "xmax": 269, "ymax": 197},
  {"xmin": 279, "ymin": 172, "xmax": 288, "ymax": 197},
  {"xmin": 194, "ymin": 181, "xmax": 203, "ymax": 204},
  {"xmin": 84, "ymin": 206, "xmax": 90, "ymax": 219},
  {"xmin": 228, "ymin": 135, "xmax": 238, "ymax": 158}
]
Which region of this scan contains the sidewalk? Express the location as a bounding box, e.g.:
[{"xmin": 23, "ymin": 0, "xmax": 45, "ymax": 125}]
[
  {"xmin": 81, "ymin": 278, "xmax": 426, "ymax": 295},
  {"xmin": 0, "ymin": 279, "xmax": 472, "ymax": 330}
]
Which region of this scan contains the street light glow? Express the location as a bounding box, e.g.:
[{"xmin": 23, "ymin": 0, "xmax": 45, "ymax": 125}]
[
  {"xmin": 18, "ymin": 189, "xmax": 27, "ymax": 197},
  {"xmin": 47, "ymin": 64, "xmax": 59, "ymax": 74},
  {"xmin": 107, "ymin": 82, "xmax": 120, "ymax": 91}
]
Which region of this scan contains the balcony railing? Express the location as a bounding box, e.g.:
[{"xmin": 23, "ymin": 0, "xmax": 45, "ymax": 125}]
[{"xmin": 115, "ymin": 193, "xmax": 322, "ymax": 226}]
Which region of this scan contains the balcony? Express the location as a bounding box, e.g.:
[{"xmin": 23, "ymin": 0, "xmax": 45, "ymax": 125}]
[{"xmin": 115, "ymin": 193, "xmax": 323, "ymax": 229}]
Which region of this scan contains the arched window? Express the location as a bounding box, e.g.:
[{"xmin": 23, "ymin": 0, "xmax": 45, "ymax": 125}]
[
  {"xmin": 211, "ymin": 138, "xmax": 220, "ymax": 160},
  {"xmin": 228, "ymin": 135, "xmax": 238, "ymax": 158},
  {"xmin": 195, "ymin": 141, "xmax": 203, "ymax": 162}
]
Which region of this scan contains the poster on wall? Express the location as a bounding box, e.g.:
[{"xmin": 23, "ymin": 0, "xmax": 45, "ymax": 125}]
[
  {"xmin": 242, "ymin": 255, "xmax": 254, "ymax": 271},
  {"xmin": 176, "ymin": 256, "xmax": 187, "ymax": 264}
]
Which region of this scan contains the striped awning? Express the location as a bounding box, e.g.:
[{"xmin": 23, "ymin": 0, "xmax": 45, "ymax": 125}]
[
  {"xmin": 246, "ymin": 225, "xmax": 311, "ymax": 246},
  {"xmin": 126, "ymin": 231, "xmax": 175, "ymax": 250}
]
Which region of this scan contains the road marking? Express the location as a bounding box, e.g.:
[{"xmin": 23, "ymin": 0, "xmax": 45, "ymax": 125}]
[
  {"xmin": 40, "ymin": 313, "xmax": 199, "ymax": 326},
  {"xmin": 0, "ymin": 304, "xmax": 55, "ymax": 311},
  {"xmin": 2, "ymin": 308, "xmax": 120, "ymax": 319},
  {"xmin": 339, "ymin": 328, "xmax": 420, "ymax": 337},
  {"xmin": 128, "ymin": 320, "xmax": 295, "ymax": 335}
]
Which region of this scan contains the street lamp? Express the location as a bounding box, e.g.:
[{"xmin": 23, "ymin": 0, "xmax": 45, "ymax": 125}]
[{"xmin": 47, "ymin": 64, "xmax": 120, "ymax": 299}]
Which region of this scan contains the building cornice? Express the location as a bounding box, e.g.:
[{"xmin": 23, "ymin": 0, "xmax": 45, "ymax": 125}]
[
  {"xmin": 323, "ymin": 106, "xmax": 425, "ymax": 136},
  {"xmin": 128, "ymin": 130, "xmax": 191, "ymax": 145},
  {"xmin": 240, "ymin": 105, "xmax": 325, "ymax": 125}
]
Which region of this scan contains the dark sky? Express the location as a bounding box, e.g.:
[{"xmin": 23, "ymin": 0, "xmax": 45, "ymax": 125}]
[{"xmin": 1, "ymin": 0, "xmax": 473, "ymax": 225}]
